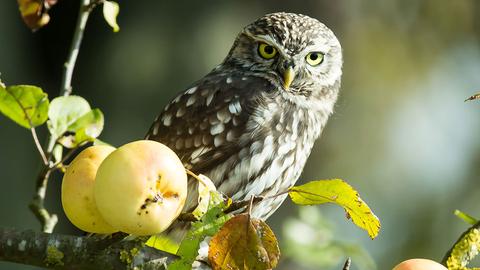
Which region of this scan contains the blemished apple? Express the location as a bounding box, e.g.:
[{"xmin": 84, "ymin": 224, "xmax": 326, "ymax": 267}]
[
  {"xmin": 393, "ymin": 259, "xmax": 447, "ymax": 270},
  {"xmin": 94, "ymin": 140, "xmax": 188, "ymax": 236},
  {"xmin": 61, "ymin": 145, "xmax": 118, "ymax": 234}
]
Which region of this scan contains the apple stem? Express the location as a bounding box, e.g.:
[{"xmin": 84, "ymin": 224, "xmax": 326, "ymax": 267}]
[{"xmin": 185, "ymin": 169, "xmax": 210, "ymax": 187}]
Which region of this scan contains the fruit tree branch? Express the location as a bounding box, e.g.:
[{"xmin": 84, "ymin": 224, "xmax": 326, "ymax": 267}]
[
  {"xmin": 29, "ymin": 168, "xmax": 58, "ymax": 233},
  {"xmin": 0, "ymin": 228, "xmax": 177, "ymax": 269},
  {"xmin": 29, "ymin": 0, "xmax": 101, "ymax": 232},
  {"xmin": 60, "ymin": 0, "xmax": 95, "ymax": 96}
]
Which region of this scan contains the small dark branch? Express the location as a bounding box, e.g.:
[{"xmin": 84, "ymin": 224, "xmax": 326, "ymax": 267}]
[
  {"xmin": 177, "ymin": 213, "xmax": 198, "ymax": 222},
  {"xmin": 30, "ymin": 127, "xmax": 49, "ymax": 166},
  {"xmin": 465, "ymin": 93, "xmax": 480, "ymax": 102},
  {"xmin": 248, "ymin": 195, "xmax": 254, "ymax": 216},
  {"xmin": 225, "ymin": 196, "xmax": 264, "ymax": 214},
  {"xmin": 52, "ymin": 146, "xmax": 80, "ymax": 171},
  {"xmin": 178, "ymin": 194, "xmax": 275, "ymax": 221},
  {"xmin": 0, "ymin": 228, "xmax": 177, "ymax": 270},
  {"xmin": 29, "ymin": 168, "xmax": 57, "ymax": 233},
  {"xmin": 342, "ymin": 257, "xmax": 351, "ymax": 270}
]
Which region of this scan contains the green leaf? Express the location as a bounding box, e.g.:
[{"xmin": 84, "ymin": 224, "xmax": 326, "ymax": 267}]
[
  {"xmin": 52, "ymin": 144, "xmax": 63, "ymax": 164},
  {"xmin": 57, "ymin": 109, "xmax": 104, "ymax": 148},
  {"xmin": 0, "ymin": 84, "xmax": 49, "ymax": 128},
  {"xmin": 47, "ymin": 95, "xmax": 91, "ymax": 140},
  {"xmin": 168, "ymin": 192, "xmax": 231, "ymax": 270},
  {"xmin": 208, "ymin": 214, "xmax": 280, "ymax": 270},
  {"xmin": 145, "ymin": 235, "xmax": 180, "ymax": 255},
  {"xmin": 289, "ymin": 179, "xmax": 381, "ymax": 239},
  {"xmin": 102, "ymin": 1, "xmax": 120, "ymax": 32}
]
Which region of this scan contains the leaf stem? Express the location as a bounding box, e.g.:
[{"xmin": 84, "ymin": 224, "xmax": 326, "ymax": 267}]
[
  {"xmin": 30, "ymin": 127, "xmax": 48, "ymax": 166},
  {"xmin": 454, "ymin": 209, "xmax": 478, "ymax": 225},
  {"xmin": 186, "ymin": 169, "xmax": 209, "ymax": 187}
]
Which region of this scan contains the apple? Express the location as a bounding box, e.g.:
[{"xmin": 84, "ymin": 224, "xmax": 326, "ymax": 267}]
[
  {"xmin": 61, "ymin": 145, "xmax": 118, "ymax": 233},
  {"xmin": 393, "ymin": 259, "xmax": 447, "ymax": 270},
  {"xmin": 94, "ymin": 140, "xmax": 187, "ymax": 236}
]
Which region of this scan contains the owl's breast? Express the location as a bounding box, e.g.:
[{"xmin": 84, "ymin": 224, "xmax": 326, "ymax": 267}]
[{"xmin": 214, "ymin": 95, "xmax": 327, "ymax": 196}]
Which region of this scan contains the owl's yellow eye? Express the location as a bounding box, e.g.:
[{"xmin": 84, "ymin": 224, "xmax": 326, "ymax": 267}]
[
  {"xmin": 258, "ymin": 43, "xmax": 277, "ymax": 59},
  {"xmin": 305, "ymin": 52, "xmax": 324, "ymax": 66}
]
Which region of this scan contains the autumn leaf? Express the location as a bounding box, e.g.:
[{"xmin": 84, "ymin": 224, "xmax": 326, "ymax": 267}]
[
  {"xmin": 150, "ymin": 191, "xmax": 230, "ymax": 270},
  {"xmin": 17, "ymin": 0, "xmax": 53, "ymax": 30},
  {"xmin": 209, "ymin": 214, "xmax": 280, "ymax": 270},
  {"xmin": 289, "ymin": 179, "xmax": 381, "ymax": 239}
]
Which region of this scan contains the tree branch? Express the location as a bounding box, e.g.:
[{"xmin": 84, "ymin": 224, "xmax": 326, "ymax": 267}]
[
  {"xmin": 29, "ymin": 0, "xmax": 99, "ymax": 232},
  {"xmin": 29, "ymin": 168, "xmax": 57, "ymax": 233},
  {"xmin": 0, "ymin": 228, "xmax": 177, "ymax": 269},
  {"xmin": 60, "ymin": 0, "xmax": 94, "ymax": 96}
]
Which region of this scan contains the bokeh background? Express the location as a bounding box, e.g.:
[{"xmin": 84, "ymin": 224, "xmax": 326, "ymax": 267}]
[{"xmin": 2, "ymin": 0, "xmax": 480, "ymax": 269}]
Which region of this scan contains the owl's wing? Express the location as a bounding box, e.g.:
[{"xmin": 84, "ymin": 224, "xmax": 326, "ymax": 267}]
[{"xmin": 145, "ymin": 72, "xmax": 274, "ymax": 177}]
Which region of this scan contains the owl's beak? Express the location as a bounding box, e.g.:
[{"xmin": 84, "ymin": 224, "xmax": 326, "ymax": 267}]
[{"xmin": 282, "ymin": 66, "xmax": 295, "ymax": 90}]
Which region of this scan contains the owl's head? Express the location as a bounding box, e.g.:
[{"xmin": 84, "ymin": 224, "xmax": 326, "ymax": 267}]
[{"xmin": 225, "ymin": 12, "xmax": 342, "ymax": 108}]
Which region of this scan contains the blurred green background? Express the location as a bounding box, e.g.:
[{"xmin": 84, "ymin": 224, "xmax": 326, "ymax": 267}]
[{"xmin": 2, "ymin": 0, "xmax": 480, "ymax": 269}]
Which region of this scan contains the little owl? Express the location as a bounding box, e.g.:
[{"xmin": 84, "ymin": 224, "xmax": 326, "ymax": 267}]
[{"xmin": 145, "ymin": 12, "xmax": 342, "ymax": 224}]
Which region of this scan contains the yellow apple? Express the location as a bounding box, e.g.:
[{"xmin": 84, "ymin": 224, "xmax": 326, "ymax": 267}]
[
  {"xmin": 61, "ymin": 145, "xmax": 118, "ymax": 233},
  {"xmin": 94, "ymin": 140, "xmax": 187, "ymax": 236},
  {"xmin": 393, "ymin": 259, "xmax": 447, "ymax": 270}
]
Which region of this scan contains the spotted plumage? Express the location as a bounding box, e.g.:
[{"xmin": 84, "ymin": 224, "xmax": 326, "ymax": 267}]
[{"xmin": 146, "ymin": 12, "xmax": 342, "ymax": 224}]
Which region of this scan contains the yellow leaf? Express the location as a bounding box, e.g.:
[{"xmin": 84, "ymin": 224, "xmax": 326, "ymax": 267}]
[
  {"xmin": 289, "ymin": 179, "xmax": 381, "ymax": 239},
  {"xmin": 208, "ymin": 214, "xmax": 280, "ymax": 270},
  {"xmin": 102, "ymin": 1, "xmax": 120, "ymax": 32}
]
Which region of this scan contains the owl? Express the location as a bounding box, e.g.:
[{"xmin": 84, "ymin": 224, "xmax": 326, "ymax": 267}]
[{"xmin": 146, "ymin": 12, "xmax": 342, "ymax": 221}]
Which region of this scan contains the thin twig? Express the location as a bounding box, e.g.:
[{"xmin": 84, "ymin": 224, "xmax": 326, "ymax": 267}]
[
  {"xmin": 342, "ymin": 257, "xmax": 351, "ymax": 270},
  {"xmin": 223, "ymin": 189, "xmax": 289, "ymax": 215},
  {"xmin": 225, "ymin": 196, "xmax": 264, "ymax": 214},
  {"xmin": 30, "ymin": 127, "xmax": 48, "ymax": 165},
  {"xmin": 29, "ymin": 0, "xmax": 96, "ymax": 233},
  {"xmin": 29, "ymin": 168, "xmax": 57, "ymax": 233},
  {"xmin": 248, "ymin": 195, "xmax": 254, "ymax": 216},
  {"xmin": 60, "ymin": 0, "xmax": 93, "ymax": 96},
  {"xmin": 465, "ymin": 92, "xmax": 480, "ymax": 102},
  {"xmin": 177, "ymin": 213, "xmax": 198, "ymax": 222},
  {"xmin": 4, "ymin": 86, "xmax": 49, "ymax": 166},
  {"xmin": 52, "ymin": 146, "xmax": 80, "ymax": 171}
]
